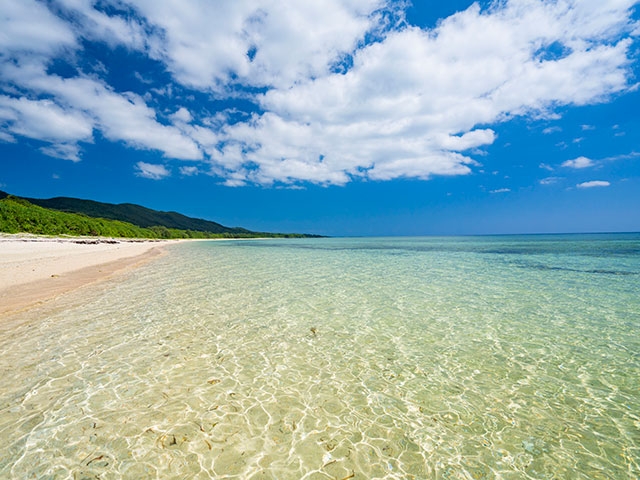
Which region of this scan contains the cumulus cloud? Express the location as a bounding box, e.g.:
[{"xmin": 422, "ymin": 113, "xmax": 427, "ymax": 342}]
[
  {"xmin": 562, "ymin": 156, "xmax": 595, "ymax": 168},
  {"xmin": 171, "ymin": 107, "xmax": 193, "ymax": 124},
  {"xmin": 577, "ymin": 180, "xmax": 610, "ymax": 188},
  {"xmin": 0, "ymin": 95, "xmax": 93, "ymax": 143},
  {"xmin": 210, "ymin": 0, "xmax": 637, "ymax": 185},
  {"xmin": 0, "ymin": 62, "xmax": 201, "ymax": 161},
  {"xmin": 129, "ymin": 0, "xmax": 388, "ymax": 91},
  {"xmin": 135, "ymin": 162, "xmax": 171, "ymax": 180},
  {"xmin": 0, "ymin": 1, "xmax": 201, "ymax": 162},
  {"xmin": 54, "ymin": 0, "xmax": 149, "ymax": 50},
  {"xmin": 0, "ymin": 0, "xmax": 76, "ymax": 56},
  {"xmin": 50, "ymin": 78, "xmax": 200, "ymax": 160},
  {"xmin": 0, "ymin": 0, "xmax": 639, "ymax": 185}
]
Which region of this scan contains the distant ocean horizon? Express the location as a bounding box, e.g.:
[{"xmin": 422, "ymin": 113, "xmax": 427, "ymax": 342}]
[
  {"xmin": 331, "ymin": 232, "xmax": 640, "ymax": 238},
  {"xmin": 1, "ymin": 234, "xmax": 638, "ymax": 478}
]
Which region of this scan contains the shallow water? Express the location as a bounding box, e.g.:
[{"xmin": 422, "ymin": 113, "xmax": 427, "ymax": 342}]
[{"xmin": 1, "ymin": 235, "xmax": 639, "ymax": 479}]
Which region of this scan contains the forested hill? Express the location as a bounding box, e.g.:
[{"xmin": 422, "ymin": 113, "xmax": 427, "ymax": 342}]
[
  {"xmin": 23, "ymin": 194, "xmax": 248, "ymax": 235},
  {"xmin": 0, "ymin": 191, "xmax": 320, "ymax": 238}
]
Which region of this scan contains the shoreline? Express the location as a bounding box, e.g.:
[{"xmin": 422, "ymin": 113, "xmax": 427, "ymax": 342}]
[{"xmin": 0, "ymin": 234, "xmax": 179, "ymax": 317}]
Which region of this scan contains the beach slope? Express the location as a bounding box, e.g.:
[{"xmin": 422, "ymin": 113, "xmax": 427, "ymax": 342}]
[{"xmin": 0, "ymin": 235, "xmax": 167, "ymax": 316}]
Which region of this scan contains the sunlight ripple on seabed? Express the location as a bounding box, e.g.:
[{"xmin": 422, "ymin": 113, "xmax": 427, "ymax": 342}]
[{"xmin": 0, "ymin": 236, "xmax": 639, "ymax": 479}]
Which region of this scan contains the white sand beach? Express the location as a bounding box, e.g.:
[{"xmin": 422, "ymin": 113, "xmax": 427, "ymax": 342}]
[{"xmin": 0, "ymin": 235, "xmax": 169, "ymax": 316}]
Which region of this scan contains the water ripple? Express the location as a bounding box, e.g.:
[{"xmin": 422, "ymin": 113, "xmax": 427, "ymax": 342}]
[{"xmin": 0, "ymin": 237, "xmax": 639, "ymax": 478}]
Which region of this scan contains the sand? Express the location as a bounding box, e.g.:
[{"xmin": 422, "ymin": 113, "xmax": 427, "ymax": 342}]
[{"xmin": 0, "ymin": 234, "xmax": 171, "ymax": 316}]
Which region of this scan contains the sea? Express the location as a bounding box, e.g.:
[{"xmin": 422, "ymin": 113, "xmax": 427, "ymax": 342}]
[{"xmin": 0, "ymin": 234, "xmax": 638, "ymax": 479}]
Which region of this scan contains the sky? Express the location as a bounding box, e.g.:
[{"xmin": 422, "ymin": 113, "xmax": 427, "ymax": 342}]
[{"xmin": 1, "ymin": 0, "xmax": 639, "ymax": 236}]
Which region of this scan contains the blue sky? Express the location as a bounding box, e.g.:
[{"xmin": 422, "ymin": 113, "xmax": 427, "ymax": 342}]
[{"xmin": 1, "ymin": 0, "xmax": 639, "ymax": 236}]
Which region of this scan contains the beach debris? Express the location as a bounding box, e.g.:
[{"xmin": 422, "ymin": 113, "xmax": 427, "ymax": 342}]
[
  {"xmin": 207, "ymin": 378, "xmax": 221, "ymax": 385},
  {"xmin": 320, "ymin": 436, "xmax": 337, "ymax": 451},
  {"xmin": 310, "ymin": 327, "xmax": 318, "ymax": 336},
  {"xmin": 156, "ymin": 433, "xmax": 178, "ymax": 449},
  {"xmin": 86, "ymin": 455, "xmax": 110, "ymax": 468}
]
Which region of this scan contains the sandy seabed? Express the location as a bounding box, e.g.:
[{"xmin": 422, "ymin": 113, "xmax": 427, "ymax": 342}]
[{"xmin": 0, "ymin": 234, "xmax": 172, "ymax": 316}]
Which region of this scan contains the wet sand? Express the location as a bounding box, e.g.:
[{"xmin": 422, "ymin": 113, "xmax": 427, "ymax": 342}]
[{"xmin": 0, "ymin": 235, "xmax": 171, "ymax": 316}]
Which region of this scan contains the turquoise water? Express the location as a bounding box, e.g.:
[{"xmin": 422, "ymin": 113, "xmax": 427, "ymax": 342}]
[{"xmin": 0, "ymin": 235, "xmax": 639, "ymax": 479}]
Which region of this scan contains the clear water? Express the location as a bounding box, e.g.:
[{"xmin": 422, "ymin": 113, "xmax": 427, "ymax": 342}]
[{"xmin": 1, "ymin": 235, "xmax": 639, "ymax": 479}]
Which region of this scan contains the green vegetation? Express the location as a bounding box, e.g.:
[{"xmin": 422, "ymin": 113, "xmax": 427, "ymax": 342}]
[
  {"xmin": 0, "ymin": 193, "xmax": 318, "ymax": 239},
  {"xmin": 0, "ymin": 196, "xmax": 155, "ymax": 237},
  {"xmin": 26, "ymin": 195, "xmax": 248, "ymax": 234}
]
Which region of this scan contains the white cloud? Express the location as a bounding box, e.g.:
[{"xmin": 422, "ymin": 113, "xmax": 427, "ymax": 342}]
[
  {"xmin": 539, "ymin": 176, "xmax": 562, "ymax": 185},
  {"xmin": 37, "ymin": 76, "xmax": 202, "ymax": 160},
  {"xmin": 0, "ymin": 0, "xmax": 76, "ymax": 55},
  {"xmin": 171, "ymin": 107, "xmax": 193, "ymax": 124},
  {"xmin": 602, "ymin": 151, "xmax": 640, "ymax": 162},
  {"xmin": 135, "ymin": 162, "xmax": 171, "ymax": 180},
  {"xmin": 562, "ymin": 156, "xmax": 595, "ymax": 168},
  {"xmin": 133, "ymin": 71, "xmax": 153, "ymax": 85},
  {"xmin": 0, "ymin": 95, "xmax": 93, "ymax": 143},
  {"xmin": 581, "ymin": 124, "xmax": 595, "ymax": 131},
  {"xmin": 209, "ymin": 0, "xmax": 637, "ymax": 184},
  {"xmin": 129, "ymin": 0, "xmax": 387, "ymax": 91},
  {"xmin": 179, "ymin": 165, "xmax": 199, "ymax": 176},
  {"xmin": 0, "ymin": 0, "xmax": 639, "ymax": 185},
  {"xmin": 0, "ymin": 1, "xmax": 202, "ymax": 162},
  {"xmin": 1, "ymin": 63, "xmax": 202, "ymax": 161},
  {"xmin": 542, "ymin": 126, "xmax": 562, "ymax": 134},
  {"xmin": 0, "ymin": 131, "xmax": 16, "ymax": 143},
  {"xmin": 490, "ymin": 188, "xmax": 511, "ymax": 193},
  {"xmin": 577, "ymin": 180, "xmax": 610, "ymax": 188},
  {"xmin": 40, "ymin": 143, "xmax": 82, "ymax": 162},
  {"xmin": 54, "ymin": 0, "xmax": 148, "ymax": 50}
]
